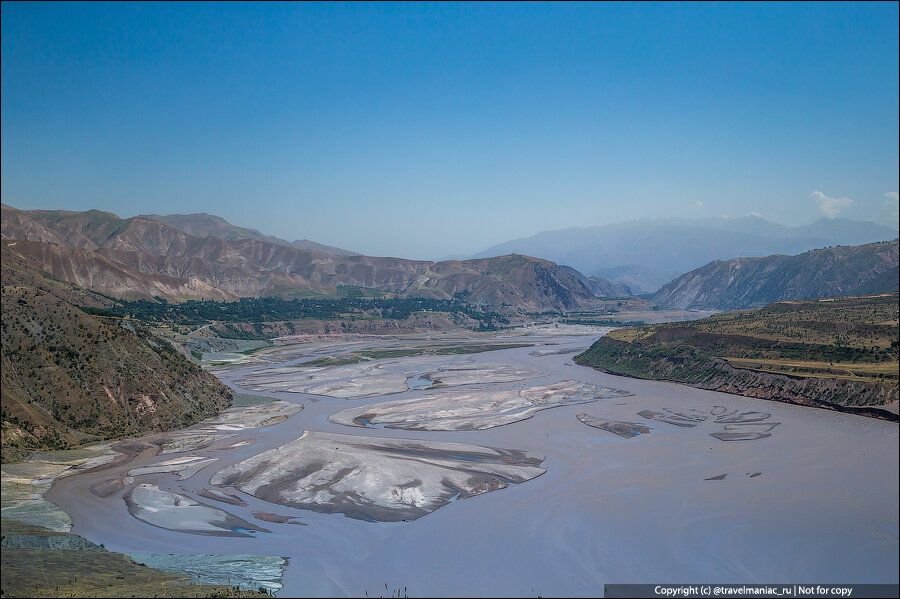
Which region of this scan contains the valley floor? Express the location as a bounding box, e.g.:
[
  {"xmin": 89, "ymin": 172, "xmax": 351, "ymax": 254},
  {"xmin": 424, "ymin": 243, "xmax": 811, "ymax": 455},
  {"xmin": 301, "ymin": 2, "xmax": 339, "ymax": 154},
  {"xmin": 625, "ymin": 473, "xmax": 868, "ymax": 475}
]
[{"xmin": 3, "ymin": 323, "xmax": 898, "ymax": 596}]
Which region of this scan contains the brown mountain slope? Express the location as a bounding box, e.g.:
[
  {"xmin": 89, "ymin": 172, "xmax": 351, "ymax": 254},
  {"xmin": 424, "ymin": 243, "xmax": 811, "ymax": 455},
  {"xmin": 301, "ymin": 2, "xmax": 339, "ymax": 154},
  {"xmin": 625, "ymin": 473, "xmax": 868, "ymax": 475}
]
[
  {"xmin": 1, "ymin": 246, "xmax": 233, "ymax": 462},
  {"xmin": 141, "ymin": 212, "xmax": 358, "ymax": 256},
  {"xmin": 3, "ymin": 240, "xmax": 235, "ymax": 300},
  {"xmin": 2, "ymin": 205, "xmax": 625, "ymax": 310},
  {"xmin": 2, "ymin": 205, "xmax": 126, "ymax": 250},
  {"xmin": 0, "ymin": 204, "xmax": 71, "ymax": 246},
  {"xmin": 652, "ymin": 241, "xmax": 899, "ymax": 310}
]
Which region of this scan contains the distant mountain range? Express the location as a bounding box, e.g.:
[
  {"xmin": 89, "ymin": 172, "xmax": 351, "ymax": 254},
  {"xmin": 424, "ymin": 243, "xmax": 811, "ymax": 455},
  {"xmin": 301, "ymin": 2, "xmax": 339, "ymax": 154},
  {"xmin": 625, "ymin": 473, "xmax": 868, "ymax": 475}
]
[
  {"xmin": 0, "ymin": 204, "xmax": 626, "ymax": 311},
  {"xmin": 651, "ymin": 240, "xmax": 899, "ymax": 310},
  {"xmin": 7, "ymin": 204, "xmax": 895, "ymax": 312},
  {"xmin": 473, "ymin": 216, "xmax": 899, "ymax": 293}
]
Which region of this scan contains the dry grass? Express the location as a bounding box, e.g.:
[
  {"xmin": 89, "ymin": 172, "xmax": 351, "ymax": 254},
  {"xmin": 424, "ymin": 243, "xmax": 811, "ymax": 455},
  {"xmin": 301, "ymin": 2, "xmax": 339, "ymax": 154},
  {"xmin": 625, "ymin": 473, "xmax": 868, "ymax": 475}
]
[
  {"xmin": 723, "ymin": 356, "xmax": 899, "ymax": 382},
  {"xmin": 606, "ymin": 328, "xmax": 654, "ymax": 342},
  {"xmin": 1, "ymin": 521, "xmax": 269, "ymax": 598},
  {"xmin": 692, "ymin": 295, "xmax": 899, "ymax": 349},
  {"xmin": 2, "ymin": 551, "xmax": 268, "ymax": 597}
]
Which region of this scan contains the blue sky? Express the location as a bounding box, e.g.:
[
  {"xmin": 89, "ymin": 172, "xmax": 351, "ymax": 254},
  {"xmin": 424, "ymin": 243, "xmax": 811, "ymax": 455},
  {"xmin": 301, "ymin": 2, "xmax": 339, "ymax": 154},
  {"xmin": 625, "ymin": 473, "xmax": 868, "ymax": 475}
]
[{"xmin": 2, "ymin": 2, "xmax": 898, "ymax": 258}]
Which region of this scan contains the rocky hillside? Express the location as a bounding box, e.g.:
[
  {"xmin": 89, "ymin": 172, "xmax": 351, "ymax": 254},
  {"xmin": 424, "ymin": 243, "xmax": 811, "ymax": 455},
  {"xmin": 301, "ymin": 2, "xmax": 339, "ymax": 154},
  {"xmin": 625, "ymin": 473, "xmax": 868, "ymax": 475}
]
[
  {"xmin": 1, "ymin": 239, "xmax": 234, "ymax": 300},
  {"xmin": 140, "ymin": 212, "xmax": 357, "ymax": 255},
  {"xmin": 1, "ymin": 204, "xmax": 623, "ymax": 311},
  {"xmin": 575, "ymin": 294, "xmax": 899, "ymax": 418},
  {"xmin": 651, "ymin": 241, "xmax": 899, "ymax": 309},
  {"xmin": 0, "ymin": 246, "xmax": 233, "ymax": 461}
]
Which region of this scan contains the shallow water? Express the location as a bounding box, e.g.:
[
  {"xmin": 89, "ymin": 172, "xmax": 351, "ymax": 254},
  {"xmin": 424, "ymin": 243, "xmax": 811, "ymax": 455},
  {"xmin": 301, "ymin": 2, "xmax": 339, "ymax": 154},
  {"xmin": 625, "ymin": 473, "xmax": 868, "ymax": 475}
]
[
  {"xmin": 45, "ymin": 331, "xmax": 900, "ymax": 596},
  {"xmin": 128, "ymin": 552, "xmax": 287, "ymax": 594},
  {"xmin": 2, "ymin": 443, "xmax": 120, "ymax": 532},
  {"xmin": 406, "ymin": 373, "xmax": 433, "ymax": 390}
]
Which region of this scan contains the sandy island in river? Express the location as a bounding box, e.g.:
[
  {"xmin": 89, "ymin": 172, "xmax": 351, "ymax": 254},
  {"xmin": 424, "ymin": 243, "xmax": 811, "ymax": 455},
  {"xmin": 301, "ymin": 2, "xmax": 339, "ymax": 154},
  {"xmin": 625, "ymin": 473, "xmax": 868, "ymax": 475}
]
[
  {"xmin": 236, "ymin": 359, "xmax": 543, "ymax": 398},
  {"xmin": 576, "ymin": 414, "xmax": 653, "ymax": 438},
  {"xmin": 154, "ymin": 400, "xmax": 302, "ymax": 455},
  {"xmin": 210, "ymin": 431, "xmax": 546, "ymax": 522},
  {"xmin": 330, "ymin": 380, "xmax": 631, "ymax": 431},
  {"xmin": 124, "ymin": 483, "xmax": 269, "ymax": 537}
]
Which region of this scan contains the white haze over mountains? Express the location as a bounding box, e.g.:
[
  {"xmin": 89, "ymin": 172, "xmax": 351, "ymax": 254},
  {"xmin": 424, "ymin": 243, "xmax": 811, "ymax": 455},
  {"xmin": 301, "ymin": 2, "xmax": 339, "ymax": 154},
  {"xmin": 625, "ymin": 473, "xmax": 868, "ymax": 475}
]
[
  {"xmin": 810, "ymin": 191, "xmax": 854, "ymax": 219},
  {"xmin": 471, "ymin": 215, "xmax": 899, "ymax": 294},
  {"xmin": 883, "ymin": 192, "xmax": 900, "ymax": 226}
]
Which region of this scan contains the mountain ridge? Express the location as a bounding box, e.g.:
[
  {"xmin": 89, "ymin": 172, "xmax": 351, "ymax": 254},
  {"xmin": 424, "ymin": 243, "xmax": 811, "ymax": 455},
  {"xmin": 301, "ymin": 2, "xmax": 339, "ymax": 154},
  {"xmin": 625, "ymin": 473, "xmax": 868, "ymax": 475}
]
[
  {"xmin": 140, "ymin": 212, "xmax": 359, "ymax": 256},
  {"xmin": 473, "ymin": 215, "xmax": 898, "ymax": 293},
  {"xmin": 1, "ymin": 204, "xmax": 626, "ymax": 311},
  {"xmin": 651, "ymin": 240, "xmax": 900, "ymax": 309}
]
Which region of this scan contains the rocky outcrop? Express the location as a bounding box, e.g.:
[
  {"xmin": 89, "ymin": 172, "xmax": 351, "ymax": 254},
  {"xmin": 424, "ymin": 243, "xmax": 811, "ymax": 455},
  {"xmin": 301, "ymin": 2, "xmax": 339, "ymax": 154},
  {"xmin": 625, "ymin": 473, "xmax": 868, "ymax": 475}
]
[{"xmin": 1, "ymin": 532, "xmax": 104, "ymax": 551}]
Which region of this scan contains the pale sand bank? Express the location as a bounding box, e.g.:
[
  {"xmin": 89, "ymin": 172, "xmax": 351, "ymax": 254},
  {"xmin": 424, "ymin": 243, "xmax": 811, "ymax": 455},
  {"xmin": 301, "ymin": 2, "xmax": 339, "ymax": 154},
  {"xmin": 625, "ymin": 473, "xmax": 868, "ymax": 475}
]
[{"xmin": 211, "ymin": 431, "xmax": 546, "ymax": 522}]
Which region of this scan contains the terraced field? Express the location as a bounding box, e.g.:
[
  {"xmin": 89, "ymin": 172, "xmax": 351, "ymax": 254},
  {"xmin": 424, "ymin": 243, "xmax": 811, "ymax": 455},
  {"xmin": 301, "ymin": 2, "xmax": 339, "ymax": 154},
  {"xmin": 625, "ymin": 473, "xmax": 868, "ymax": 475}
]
[
  {"xmin": 579, "ymin": 294, "xmax": 899, "ymax": 415},
  {"xmin": 723, "ymin": 357, "xmax": 898, "ymax": 382}
]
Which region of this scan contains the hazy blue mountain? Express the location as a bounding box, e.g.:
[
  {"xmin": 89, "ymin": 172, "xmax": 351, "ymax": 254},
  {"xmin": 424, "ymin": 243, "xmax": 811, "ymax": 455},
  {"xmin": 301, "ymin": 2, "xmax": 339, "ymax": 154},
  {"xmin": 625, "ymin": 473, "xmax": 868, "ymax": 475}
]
[
  {"xmin": 473, "ymin": 216, "xmax": 898, "ymax": 292},
  {"xmin": 591, "ymin": 265, "xmax": 682, "ymax": 296}
]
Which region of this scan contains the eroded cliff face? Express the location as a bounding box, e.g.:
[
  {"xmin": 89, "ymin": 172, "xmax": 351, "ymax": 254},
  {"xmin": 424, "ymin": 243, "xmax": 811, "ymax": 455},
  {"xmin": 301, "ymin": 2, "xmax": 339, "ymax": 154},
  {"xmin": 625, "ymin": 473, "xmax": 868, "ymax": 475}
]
[
  {"xmin": 575, "ymin": 337, "xmax": 898, "ymax": 419},
  {"xmin": 704, "ymin": 360, "xmax": 896, "ymax": 408}
]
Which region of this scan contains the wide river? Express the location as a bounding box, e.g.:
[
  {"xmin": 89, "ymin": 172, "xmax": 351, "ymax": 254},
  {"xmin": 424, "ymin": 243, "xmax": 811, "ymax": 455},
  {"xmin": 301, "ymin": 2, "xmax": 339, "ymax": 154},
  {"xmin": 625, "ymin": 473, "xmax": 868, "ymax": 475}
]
[{"xmin": 47, "ymin": 329, "xmax": 899, "ymax": 597}]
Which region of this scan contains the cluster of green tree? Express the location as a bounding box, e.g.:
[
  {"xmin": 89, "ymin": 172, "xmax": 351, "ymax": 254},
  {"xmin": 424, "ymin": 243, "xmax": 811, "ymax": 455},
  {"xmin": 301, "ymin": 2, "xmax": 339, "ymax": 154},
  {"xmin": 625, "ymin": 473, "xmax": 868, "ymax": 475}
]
[{"xmin": 83, "ymin": 296, "xmax": 509, "ymax": 327}]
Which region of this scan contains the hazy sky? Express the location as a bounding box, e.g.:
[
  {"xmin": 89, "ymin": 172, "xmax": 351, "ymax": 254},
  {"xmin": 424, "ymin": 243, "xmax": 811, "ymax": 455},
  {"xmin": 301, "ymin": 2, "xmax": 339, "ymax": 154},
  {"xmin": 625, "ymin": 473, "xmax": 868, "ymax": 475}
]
[{"xmin": 2, "ymin": 2, "xmax": 898, "ymax": 259}]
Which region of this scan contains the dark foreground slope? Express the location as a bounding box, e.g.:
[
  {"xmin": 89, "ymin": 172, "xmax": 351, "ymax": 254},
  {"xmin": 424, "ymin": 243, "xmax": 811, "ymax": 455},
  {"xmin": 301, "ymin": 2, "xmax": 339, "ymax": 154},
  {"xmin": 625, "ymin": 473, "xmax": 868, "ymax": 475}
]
[
  {"xmin": 575, "ymin": 294, "xmax": 899, "ymax": 418},
  {"xmin": 0, "ymin": 520, "xmax": 268, "ymax": 598},
  {"xmin": 1, "ymin": 246, "xmax": 233, "ymax": 462},
  {"xmin": 652, "ymin": 240, "xmax": 899, "ymax": 310}
]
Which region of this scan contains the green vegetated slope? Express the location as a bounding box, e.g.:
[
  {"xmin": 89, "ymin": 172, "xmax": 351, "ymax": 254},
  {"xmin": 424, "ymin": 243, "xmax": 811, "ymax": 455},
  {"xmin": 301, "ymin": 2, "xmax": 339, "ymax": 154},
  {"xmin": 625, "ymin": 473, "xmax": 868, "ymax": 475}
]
[
  {"xmin": 575, "ymin": 294, "xmax": 899, "ymax": 417},
  {"xmin": 1, "ymin": 246, "xmax": 233, "ymax": 462}
]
